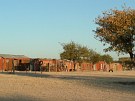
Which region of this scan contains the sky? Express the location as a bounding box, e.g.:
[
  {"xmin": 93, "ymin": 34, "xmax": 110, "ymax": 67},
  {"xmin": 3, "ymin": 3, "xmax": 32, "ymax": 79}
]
[{"xmin": 0, "ymin": 0, "xmax": 135, "ymax": 60}]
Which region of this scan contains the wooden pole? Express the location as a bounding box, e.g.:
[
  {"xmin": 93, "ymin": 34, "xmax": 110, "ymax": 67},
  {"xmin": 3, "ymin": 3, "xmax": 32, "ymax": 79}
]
[
  {"xmin": 12, "ymin": 59, "xmax": 15, "ymax": 74},
  {"xmin": 48, "ymin": 63, "xmax": 50, "ymax": 72},
  {"xmin": 1, "ymin": 57, "xmax": 4, "ymax": 72}
]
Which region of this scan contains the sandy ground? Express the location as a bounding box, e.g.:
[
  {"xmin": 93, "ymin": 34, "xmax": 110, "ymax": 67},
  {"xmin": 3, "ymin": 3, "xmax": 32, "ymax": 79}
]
[{"xmin": 0, "ymin": 71, "xmax": 135, "ymax": 101}]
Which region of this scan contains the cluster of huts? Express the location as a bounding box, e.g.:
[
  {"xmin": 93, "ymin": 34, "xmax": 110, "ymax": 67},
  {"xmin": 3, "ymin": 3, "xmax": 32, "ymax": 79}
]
[{"xmin": 0, "ymin": 54, "xmax": 123, "ymax": 72}]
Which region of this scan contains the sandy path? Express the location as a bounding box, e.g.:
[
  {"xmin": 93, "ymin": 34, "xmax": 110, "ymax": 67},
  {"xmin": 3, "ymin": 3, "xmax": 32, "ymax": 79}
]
[{"xmin": 0, "ymin": 71, "xmax": 135, "ymax": 101}]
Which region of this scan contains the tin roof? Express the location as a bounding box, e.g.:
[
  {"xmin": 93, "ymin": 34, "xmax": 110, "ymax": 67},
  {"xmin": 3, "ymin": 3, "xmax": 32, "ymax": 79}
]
[{"xmin": 0, "ymin": 54, "xmax": 29, "ymax": 59}]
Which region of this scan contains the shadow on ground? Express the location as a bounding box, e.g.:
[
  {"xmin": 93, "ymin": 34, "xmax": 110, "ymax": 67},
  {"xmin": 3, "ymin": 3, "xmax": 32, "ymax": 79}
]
[{"xmin": 0, "ymin": 94, "xmax": 46, "ymax": 101}]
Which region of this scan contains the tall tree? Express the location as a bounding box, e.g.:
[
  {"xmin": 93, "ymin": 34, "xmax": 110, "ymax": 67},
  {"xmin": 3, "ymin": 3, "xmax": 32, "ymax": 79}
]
[
  {"xmin": 100, "ymin": 54, "xmax": 113, "ymax": 64},
  {"xmin": 60, "ymin": 41, "xmax": 90, "ymax": 62},
  {"xmin": 90, "ymin": 52, "xmax": 101, "ymax": 64},
  {"xmin": 94, "ymin": 7, "xmax": 135, "ymax": 60}
]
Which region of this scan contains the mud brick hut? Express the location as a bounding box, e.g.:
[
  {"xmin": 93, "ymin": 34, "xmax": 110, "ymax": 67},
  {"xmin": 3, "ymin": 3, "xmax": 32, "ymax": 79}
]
[
  {"xmin": 41, "ymin": 59, "xmax": 70, "ymax": 72},
  {"xmin": 61, "ymin": 60, "xmax": 74, "ymax": 71},
  {"xmin": 92, "ymin": 61, "xmax": 123, "ymax": 72},
  {"xmin": 41, "ymin": 59, "xmax": 80, "ymax": 72},
  {"xmin": 41, "ymin": 59, "xmax": 59, "ymax": 72},
  {"xmin": 109, "ymin": 63, "xmax": 123, "ymax": 71},
  {"xmin": 0, "ymin": 54, "xmax": 30, "ymax": 71},
  {"xmin": 93, "ymin": 61, "xmax": 109, "ymax": 71},
  {"xmin": 81, "ymin": 62, "xmax": 93, "ymax": 71}
]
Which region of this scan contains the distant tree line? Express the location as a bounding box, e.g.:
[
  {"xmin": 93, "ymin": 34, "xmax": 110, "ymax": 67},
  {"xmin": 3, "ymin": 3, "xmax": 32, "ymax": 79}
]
[{"xmin": 60, "ymin": 41, "xmax": 113, "ymax": 64}]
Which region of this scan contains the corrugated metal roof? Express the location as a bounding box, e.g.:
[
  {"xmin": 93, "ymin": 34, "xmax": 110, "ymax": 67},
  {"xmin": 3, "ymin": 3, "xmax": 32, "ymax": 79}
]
[{"xmin": 0, "ymin": 54, "xmax": 29, "ymax": 58}]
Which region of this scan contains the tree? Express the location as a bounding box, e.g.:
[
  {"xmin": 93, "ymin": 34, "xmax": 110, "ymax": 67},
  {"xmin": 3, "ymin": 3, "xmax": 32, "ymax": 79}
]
[
  {"xmin": 94, "ymin": 7, "xmax": 135, "ymax": 60},
  {"xmin": 90, "ymin": 52, "xmax": 101, "ymax": 64},
  {"xmin": 100, "ymin": 54, "xmax": 113, "ymax": 64},
  {"xmin": 60, "ymin": 41, "xmax": 113, "ymax": 64},
  {"xmin": 60, "ymin": 41, "xmax": 91, "ymax": 62}
]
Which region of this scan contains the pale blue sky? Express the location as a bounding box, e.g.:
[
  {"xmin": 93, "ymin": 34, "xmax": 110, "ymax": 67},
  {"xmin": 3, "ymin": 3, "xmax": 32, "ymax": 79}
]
[{"xmin": 0, "ymin": 0, "xmax": 135, "ymax": 60}]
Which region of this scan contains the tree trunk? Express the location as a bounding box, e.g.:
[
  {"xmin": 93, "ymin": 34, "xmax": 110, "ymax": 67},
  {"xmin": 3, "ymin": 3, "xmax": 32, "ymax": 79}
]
[
  {"xmin": 129, "ymin": 52, "xmax": 134, "ymax": 61},
  {"xmin": 129, "ymin": 52, "xmax": 134, "ymax": 70}
]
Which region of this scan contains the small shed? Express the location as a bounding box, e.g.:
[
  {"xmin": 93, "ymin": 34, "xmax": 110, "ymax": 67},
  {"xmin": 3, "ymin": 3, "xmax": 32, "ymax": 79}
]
[{"xmin": 0, "ymin": 54, "xmax": 30, "ymax": 71}]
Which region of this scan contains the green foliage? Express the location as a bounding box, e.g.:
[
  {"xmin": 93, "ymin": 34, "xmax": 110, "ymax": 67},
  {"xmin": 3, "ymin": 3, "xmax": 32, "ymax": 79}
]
[
  {"xmin": 60, "ymin": 41, "xmax": 92, "ymax": 62},
  {"xmin": 90, "ymin": 53, "xmax": 113, "ymax": 64},
  {"xmin": 94, "ymin": 6, "xmax": 135, "ymax": 60},
  {"xmin": 100, "ymin": 54, "xmax": 113, "ymax": 64},
  {"xmin": 90, "ymin": 52, "xmax": 101, "ymax": 64},
  {"xmin": 60, "ymin": 41, "xmax": 113, "ymax": 64}
]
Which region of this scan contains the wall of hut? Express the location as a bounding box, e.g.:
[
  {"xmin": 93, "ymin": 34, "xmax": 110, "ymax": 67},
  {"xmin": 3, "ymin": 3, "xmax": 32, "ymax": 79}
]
[
  {"xmin": 0, "ymin": 56, "xmax": 124, "ymax": 72},
  {"xmin": 109, "ymin": 63, "xmax": 123, "ymax": 71},
  {"xmin": 81, "ymin": 62, "xmax": 93, "ymax": 71},
  {"xmin": 0, "ymin": 57, "xmax": 30, "ymax": 71},
  {"xmin": 40, "ymin": 59, "xmax": 123, "ymax": 72},
  {"xmin": 0, "ymin": 58, "xmax": 13, "ymax": 71}
]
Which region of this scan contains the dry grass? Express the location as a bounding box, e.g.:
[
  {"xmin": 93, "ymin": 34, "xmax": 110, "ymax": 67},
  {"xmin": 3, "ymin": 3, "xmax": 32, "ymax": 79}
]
[{"xmin": 0, "ymin": 71, "xmax": 135, "ymax": 101}]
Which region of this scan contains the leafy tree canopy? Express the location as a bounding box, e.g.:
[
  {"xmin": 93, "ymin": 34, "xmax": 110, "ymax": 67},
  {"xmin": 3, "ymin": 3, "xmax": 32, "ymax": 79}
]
[
  {"xmin": 60, "ymin": 41, "xmax": 113, "ymax": 64},
  {"xmin": 60, "ymin": 41, "xmax": 90, "ymax": 62},
  {"xmin": 100, "ymin": 54, "xmax": 113, "ymax": 64},
  {"xmin": 94, "ymin": 6, "xmax": 135, "ymax": 60}
]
